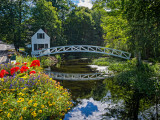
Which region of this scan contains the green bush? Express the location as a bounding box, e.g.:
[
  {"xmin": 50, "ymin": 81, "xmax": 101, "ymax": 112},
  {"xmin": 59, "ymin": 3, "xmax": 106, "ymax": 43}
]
[
  {"xmin": 115, "ymin": 63, "xmax": 159, "ymax": 97},
  {"xmin": 40, "ymin": 56, "xmax": 56, "ymax": 67},
  {"xmin": 92, "ymin": 57, "xmax": 133, "ymax": 72},
  {"xmin": 16, "ymin": 55, "xmax": 37, "ymax": 64}
]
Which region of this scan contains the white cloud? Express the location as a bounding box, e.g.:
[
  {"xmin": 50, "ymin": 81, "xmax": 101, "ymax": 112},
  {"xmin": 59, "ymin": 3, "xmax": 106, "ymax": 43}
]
[
  {"xmin": 78, "ymin": 0, "xmax": 93, "ymax": 9},
  {"xmin": 64, "ymin": 92, "xmax": 124, "ymax": 120}
]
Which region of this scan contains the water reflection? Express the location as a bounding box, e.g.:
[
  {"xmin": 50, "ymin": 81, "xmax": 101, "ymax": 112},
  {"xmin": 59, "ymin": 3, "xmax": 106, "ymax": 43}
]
[
  {"xmin": 49, "ymin": 59, "xmax": 157, "ymax": 119},
  {"xmin": 51, "ymin": 59, "xmax": 95, "ymax": 73},
  {"xmin": 58, "ymin": 80, "xmax": 107, "ymax": 101},
  {"xmin": 64, "ymin": 97, "xmax": 123, "ymax": 120},
  {"xmin": 61, "ymin": 78, "xmax": 156, "ymax": 120},
  {"xmin": 61, "ymin": 79, "xmax": 124, "ymax": 120},
  {"xmin": 46, "ymin": 72, "xmax": 109, "ymax": 81}
]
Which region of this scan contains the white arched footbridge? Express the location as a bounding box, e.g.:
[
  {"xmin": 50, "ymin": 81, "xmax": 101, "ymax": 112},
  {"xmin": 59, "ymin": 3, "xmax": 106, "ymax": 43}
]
[
  {"xmin": 45, "ymin": 72, "xmax": 113, "ymax": 81},
  {"xmin": 31, "ymin": 45, "xmax": 131, "ymax": 59}
]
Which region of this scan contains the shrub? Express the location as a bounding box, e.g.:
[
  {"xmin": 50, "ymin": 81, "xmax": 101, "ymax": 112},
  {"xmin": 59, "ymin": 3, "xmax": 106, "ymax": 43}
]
[
  {"xmin": 91, "ymin": 57, "xmax": 133, "ymax": 72},
  {"xmin": 40, "ymin": 56, "xmax": 55, "ymax": 68}
]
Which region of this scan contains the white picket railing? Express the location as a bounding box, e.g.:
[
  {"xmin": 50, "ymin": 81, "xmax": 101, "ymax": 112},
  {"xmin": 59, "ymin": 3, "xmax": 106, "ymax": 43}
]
[
  {"xmin": 45, "ymin": 72, "xmax": 113, "ymax": 81},
  {"xmin": 31, "ymin": 45, "xmax": 131, "ymax": 59}
]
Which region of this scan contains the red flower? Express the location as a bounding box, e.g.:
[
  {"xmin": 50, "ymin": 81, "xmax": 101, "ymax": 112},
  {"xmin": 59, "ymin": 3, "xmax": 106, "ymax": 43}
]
[
  {"xmin": 29, "ymin": 71, "xmax": 36, "ymax": 75},
  {"xmin": 23, "ymin": 62, "xmax": 27, "ymax": 65},
  {"xmin": 0, "ymin": 73, "xmax": 4, "ymax": 78},
  {"xmin": 10, "ymin": 67, "xmax": 15, "ymax": 75},
  {"xmin": 14, "ymin": 67, "xmax": 20, "ymax": 72},
  {"xmin": 20, "ymin": 66, "xmax": 29, "ymax": 73},
  {"xmin": 10, "ymin": 67, "xmax": 20, "ymax": 75},
  {"xmin": 1, "ymin": 69, "xmax": 9, "ymax": 75},
  {"xmin": 30, "ymin": 60, "xmax": 40, "ymax": 67},
  {"xmin": 0, "ymin": 69, "xmax": 9, "ymax": 78},
  {"xmin": 15, "ymin": 62, "xmax": 20, "ymax": 65}
]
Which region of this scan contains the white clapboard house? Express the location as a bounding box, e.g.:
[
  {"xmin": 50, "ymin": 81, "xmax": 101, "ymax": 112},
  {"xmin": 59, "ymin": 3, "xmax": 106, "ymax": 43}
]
[{"xmin": 31, "ymin": 29, "xmax": 50, "ymax": 55}]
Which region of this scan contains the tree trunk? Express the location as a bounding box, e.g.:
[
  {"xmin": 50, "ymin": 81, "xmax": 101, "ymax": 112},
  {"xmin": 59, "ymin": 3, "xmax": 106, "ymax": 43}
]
[{"xmin": 136, "ymin": 51, "xmax": 142, "ymax": 67}]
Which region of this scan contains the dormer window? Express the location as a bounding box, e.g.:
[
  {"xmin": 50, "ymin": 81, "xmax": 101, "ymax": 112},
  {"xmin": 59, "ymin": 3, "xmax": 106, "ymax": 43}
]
[{"xmin": 37, "ymin": 33, "xmax": 45, "ymax": 39}]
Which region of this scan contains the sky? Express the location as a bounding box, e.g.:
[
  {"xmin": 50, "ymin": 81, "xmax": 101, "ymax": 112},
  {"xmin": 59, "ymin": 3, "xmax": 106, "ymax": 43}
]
[
  {"xmin": 63, "ymin": 93, "xmax": 125, "ymax": 120},
  {"xmin": 71, "ymin": 0, "xmax": 94, "ymax": 9}
]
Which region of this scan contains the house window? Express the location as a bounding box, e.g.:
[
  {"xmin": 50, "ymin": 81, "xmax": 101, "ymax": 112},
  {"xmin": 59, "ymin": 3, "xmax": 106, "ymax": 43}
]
[
  {"xmin": 38, "ymin": 44, "xmax": 44, "ymax": 50},
  {"xmin": 45, "ymin": 44, "xmax": 48, "ymax": 49},
  {"xmin": 37, "ymin": 33, "xmax": 45, "ymax": 39},
  {"xmin": 34, "ymin": 44, "xmax": 37, "ymax": 50},
  {"xmin": 33, "ymin": 44, "xmax": 48, "ymax": 51}
]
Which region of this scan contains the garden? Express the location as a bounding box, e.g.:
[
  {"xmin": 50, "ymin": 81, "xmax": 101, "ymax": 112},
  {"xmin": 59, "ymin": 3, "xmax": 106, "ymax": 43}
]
[{"xmin": 0, "ymin": 55, "xmax": 73, "ymax": 120}]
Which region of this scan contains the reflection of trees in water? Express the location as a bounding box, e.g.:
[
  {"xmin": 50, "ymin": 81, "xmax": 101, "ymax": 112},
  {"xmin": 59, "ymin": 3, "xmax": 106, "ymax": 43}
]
[
  {"xmin": 51, "ymin": 59, "xmax": 95, "ymax": 73},
  {"xmin": 103, "ymin": 78, "xmax": 156, "ymax": 120},
  {"xmin": 55, "ymin": 60, "xmax": 159, "ymax": 119},
  {"xmin": 59, "ymin": 77, "xmax": 157, "ymax": 119},
  {"xmin": 57, "ymin": 76, "xmax": 158, "ymax": 119},
  {"xmin": 58, "ymin": 80, "xmax": 108, "ymax": 102},
  {"xmin": 91, "ymin": 80, "xmax": 108, "ymax": 101}
]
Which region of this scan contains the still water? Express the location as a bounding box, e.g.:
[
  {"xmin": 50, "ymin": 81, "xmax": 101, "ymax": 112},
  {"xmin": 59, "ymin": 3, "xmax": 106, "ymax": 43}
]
[{"xmin": 48, "ymin": 59, "xmax": 157, "ymax": 120}]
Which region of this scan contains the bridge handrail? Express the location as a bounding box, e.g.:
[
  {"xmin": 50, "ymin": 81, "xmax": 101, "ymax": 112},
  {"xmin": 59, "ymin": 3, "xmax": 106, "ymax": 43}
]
[
  {"xmin": 45, "ymin": 71, "xmax": 111, "ymax": 81},
  {"xmin": 45, "ymin": 71, "xmax": 107, "ymax": 75},
  {"xmin": 32, "ymin": 45, "xmax": 130, "ymax": 54},
  {"xmin": 31, "ymin": 45, "xmax": 131, "ymax": 59}
]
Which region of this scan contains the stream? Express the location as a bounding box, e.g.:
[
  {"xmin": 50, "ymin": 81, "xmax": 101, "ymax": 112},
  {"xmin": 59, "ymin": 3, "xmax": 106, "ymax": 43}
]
[{"xmin": 46, "ymin": 59, "xmax": 158, "ymax": 120}]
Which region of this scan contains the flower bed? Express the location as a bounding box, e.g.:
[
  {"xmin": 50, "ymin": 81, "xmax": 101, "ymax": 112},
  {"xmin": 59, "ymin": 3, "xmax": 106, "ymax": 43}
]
[{"xmin": 0, "ymin": 59, "xmax": 73, "ymax": 120}]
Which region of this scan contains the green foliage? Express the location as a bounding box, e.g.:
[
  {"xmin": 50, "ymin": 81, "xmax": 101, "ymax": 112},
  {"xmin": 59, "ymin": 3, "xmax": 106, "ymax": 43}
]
[
  {"xmin": 64, "ymin": 7, "xmax": 103, "ymax": 46},
  {"xmin": 115, "ymin": 63, "xmax": 159, "ymax": 97},
  {"xmin": 0, "ymin": 0, "xmax": 30, "ymax": 49},
  {"xmin": 30, "ymin": 0, "xmax": 63, "ymax": 46},
  {"xmin": 16, "ymin": 55, "xmax": 37, "ymax": 64},
  {"xmin": 92, "ymin": 56, "xmax": 160, "ymax": 98},
  {"xmin": 46, "ymin": 0, "xmax": 75, "ymax": 21},
  {"xmin": 123, "ymin": 0, "xmax": 160, "ymax": 59},
  {"xmin": 93, "ymin": 0, "xmax": 160, "ymax": 60},
  {"xmin": 1, "ymin": 0, "xmax": 160, "ymax": 62},
  {"xmin": 40, "ymin": 56, "xmax": 56, "ymax": 67},
  {"xmin": 17, "ymin": 55, "xmax": 57, "ymax": 68},
  {"xmin": 92, "ymin": 57, "xmax": 133, "ymax": 72},
  {"xmin": 92, "ymin": 57, "xmax": 113, "ymax": 66},
  {"xmin": 101, "ymin": 11, "xmax": 129, "ymax": 51},
  {"xmin": 148, "ymin": 58, "xmax": 158, "ymax": 64},
  {"xmin": 55, "ymin": 54, "xmax": 61, "ymax": 61},
  {"xmin": 103, "ymin": 77, "xmax": 155, "ymax": 119}
]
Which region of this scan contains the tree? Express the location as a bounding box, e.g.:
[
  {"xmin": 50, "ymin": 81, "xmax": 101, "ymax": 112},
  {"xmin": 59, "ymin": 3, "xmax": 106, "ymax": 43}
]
[
  {"xmin": 91, "ymin": 8, "xmax": 105, "ymax": 46},
  {"xmin": 92, "ymin": 0, "xmax": 129, "ymax": 51},
  {"xmin": 0, "ymin": 0, "xmax": 30, "ymax": 50},
  {"xmin": 46, "ymin": 0, "xmax": 75, "ymax": 21},
  {"xmin": 64, "ymin": 7, "xmax": 102, "ymax": 45},
  {"xmin": 31, "ymin": 0, "xmax": 63, "ymax": 46},
  {"xmin": 46, "ymin": 0, "xmax": 76, "ymax": 46},
  {"xmin": 93, "ymin": 0, "xmax": 160, "ymax": 60},
  {"xmin": 123, "ymin": 0, "xmax": 160, "ymax": 59},
  {"xmin": 101, "ymin": 11, "xmax": 129, "ymax": 51}
]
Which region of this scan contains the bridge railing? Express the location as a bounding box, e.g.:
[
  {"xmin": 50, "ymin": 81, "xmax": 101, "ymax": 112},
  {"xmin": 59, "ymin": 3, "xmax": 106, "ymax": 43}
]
[
  {"xmin": 31, "ymin": 45, "xmax": 131, "ymax": 59},
  {"xmin": 45, "ymin": 71, "xmax": 112, "ymax": 81}
]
